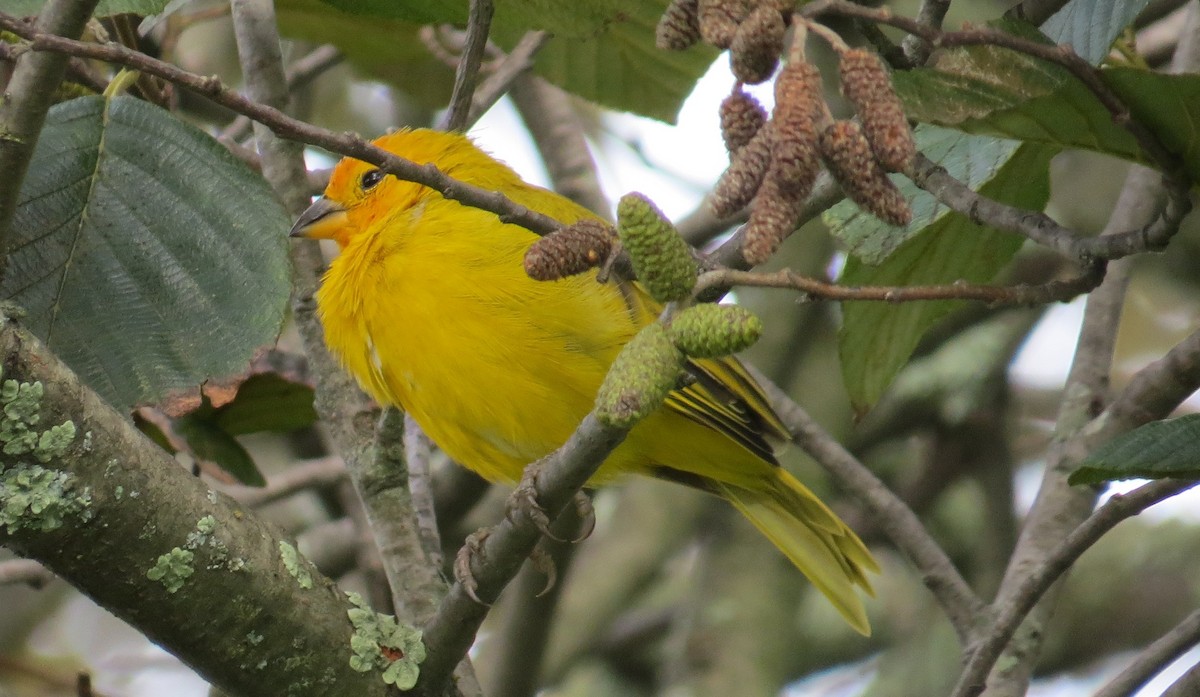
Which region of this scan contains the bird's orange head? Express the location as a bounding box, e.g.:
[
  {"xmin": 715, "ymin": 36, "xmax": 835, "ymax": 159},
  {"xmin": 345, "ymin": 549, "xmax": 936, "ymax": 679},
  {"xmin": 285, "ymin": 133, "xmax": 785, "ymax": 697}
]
[{"xmin": 289, "ymin": 128, "xmax": 518, "ymax": 248}]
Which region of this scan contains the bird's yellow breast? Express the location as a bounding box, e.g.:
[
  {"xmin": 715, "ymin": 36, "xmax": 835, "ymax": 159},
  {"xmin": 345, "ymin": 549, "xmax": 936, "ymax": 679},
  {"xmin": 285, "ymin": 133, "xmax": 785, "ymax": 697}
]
[{"xmin": 318, "ymin": 193, "xmax": 648, "ymax": 482}]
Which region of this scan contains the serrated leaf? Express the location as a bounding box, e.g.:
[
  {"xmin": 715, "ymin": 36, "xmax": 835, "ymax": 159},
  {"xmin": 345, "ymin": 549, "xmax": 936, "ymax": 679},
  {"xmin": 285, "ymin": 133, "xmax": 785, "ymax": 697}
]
[
  {"xmin": 277, "ymin": 0, "xmax": 716, "ymax": 123},
  {"xmin": 1069, "ymin": 414, "xmax": 1200, "ymax": 485},
  {"xmin": 1, "ymin": 0, "xmax": 169, "ymax": 16},
  {"xmin": 837, "ymin": 142, "xmax": 1055, "ymax": 412},
  {"xmin": 1040, "ymin": 0, "xmax": 1152, "ymax": 64},
  {"xmin": 3, "ymin": 96, "xmax": 291, "ymax": 412}
]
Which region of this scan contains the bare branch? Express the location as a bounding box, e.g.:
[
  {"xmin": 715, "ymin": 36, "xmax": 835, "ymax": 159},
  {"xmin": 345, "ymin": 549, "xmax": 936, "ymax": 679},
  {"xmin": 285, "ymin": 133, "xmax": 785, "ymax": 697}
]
[
  {"xmin": 415, "ymin": 414, "xmax": 628, "ymax": 696},
  {"xmin": 0, "ymin": 11, "xmax": 564, "ymax": 237},
  {"xmin": 693, "ymin": 263, "xmax": 1103, "ymax": 305},
  {"xmin": 951, "ymin": 479, "xmax": 1198, "ymax": 697},
  {"xmin": 442, "ymin": 0, "xmax": 494, "ymax": 132},
  {"xmin": 1094, "ymin": 609, "xmax": 1200, "ymax": 697},
  {"xmin": 220, "ymin": 44, "xmax": 343, "ymax": 144},
  {"xmin": 752, "ymin": 374, "xmax": 987, "ymax": 642},
  {"xmin": 469, "ymin": 31, "xmax": 550, "ymax": 126}
]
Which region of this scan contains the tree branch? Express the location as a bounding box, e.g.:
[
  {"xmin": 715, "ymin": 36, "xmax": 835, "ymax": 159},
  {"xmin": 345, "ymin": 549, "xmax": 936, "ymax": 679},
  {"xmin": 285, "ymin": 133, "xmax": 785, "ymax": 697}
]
[
  {"xmin": 0, "ymin": 11, "xmax": 564, "ymax": 237},
  {"xmin": 0, "ymin": 318, "xmax": 390, "ymax": 696},
  {"xmin": 442, "ymin": 0, "xmax": 493, "ymax": 132},
  {"xmin": 753, "ymin": 375, "xmax": 987, "ymax": 643},
  {"xmin": 1094, "ymin": 608, "xmax": 1200, "ymax": 697},
  {"xmin": 693, "ymin": 263, "xmax": 1104, "ymax": 305},
  {"xmin": 0, "ymin": 0, "xmax": 100, "ymax": 282},
  {"xmin": 414, "ymin": 414, "xmax": 628, "ymax": 696}
]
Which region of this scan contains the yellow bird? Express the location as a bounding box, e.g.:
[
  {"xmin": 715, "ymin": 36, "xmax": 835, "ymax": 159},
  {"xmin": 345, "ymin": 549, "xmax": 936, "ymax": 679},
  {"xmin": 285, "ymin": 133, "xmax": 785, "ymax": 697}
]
[{"xmin": 290, "ymin": 129, "xmax": 878, "ymax": 634}]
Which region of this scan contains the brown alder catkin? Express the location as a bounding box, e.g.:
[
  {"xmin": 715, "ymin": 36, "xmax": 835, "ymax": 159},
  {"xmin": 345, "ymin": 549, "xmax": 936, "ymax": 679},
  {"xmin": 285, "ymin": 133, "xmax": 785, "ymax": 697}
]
[
  {"xmin": 524, "ymin": 220, "xmax": 618, "ymax": 281},
  {"xmin": 818, "ymin": 120, "xmax": 912, "ymax": 226},
  {"xmin": 720, "ymin": 84, "xmax": 768, "ymax": 155},
  {"xmin": 838, "ymin": 48, "xmax": 916, "ymax": 172},
  {"xmin": 656, "ymin": 0, "xmax": 702, "ymax": 51}
]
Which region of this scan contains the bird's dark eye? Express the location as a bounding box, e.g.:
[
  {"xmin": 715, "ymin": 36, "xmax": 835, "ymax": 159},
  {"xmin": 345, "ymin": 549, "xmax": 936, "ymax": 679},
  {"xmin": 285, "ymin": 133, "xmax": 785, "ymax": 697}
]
[{"xmin": 360, "ymin": 168, "xmax": 385, "ymax": 191}]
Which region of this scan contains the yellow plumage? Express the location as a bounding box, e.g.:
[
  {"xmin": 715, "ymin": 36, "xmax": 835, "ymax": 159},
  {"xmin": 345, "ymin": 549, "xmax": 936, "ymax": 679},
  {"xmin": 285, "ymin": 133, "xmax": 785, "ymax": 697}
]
[{"xmin": 291, "ymin": 128, "xmax": 878, "ymax": 634}]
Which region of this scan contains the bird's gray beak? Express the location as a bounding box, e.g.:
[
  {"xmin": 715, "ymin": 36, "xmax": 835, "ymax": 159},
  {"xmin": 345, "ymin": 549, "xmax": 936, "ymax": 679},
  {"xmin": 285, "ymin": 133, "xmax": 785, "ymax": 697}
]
[{"xmin": 289, "ymin": 197, "xmax": 349, "ymax": 240}]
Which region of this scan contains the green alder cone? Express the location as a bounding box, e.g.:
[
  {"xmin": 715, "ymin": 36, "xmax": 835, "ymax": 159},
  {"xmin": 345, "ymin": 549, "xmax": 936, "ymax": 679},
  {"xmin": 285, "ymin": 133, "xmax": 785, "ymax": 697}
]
[
  {"xmin": 668, "ymin": 304, "xmax": 763, "ymax": 358},
  {"xmin": 616, "ymin": 192, "xmax": 698, "ymax": 302},
  {"xmin": 595, "ymin": 323, "xmax": 684, "ymax": 429}
]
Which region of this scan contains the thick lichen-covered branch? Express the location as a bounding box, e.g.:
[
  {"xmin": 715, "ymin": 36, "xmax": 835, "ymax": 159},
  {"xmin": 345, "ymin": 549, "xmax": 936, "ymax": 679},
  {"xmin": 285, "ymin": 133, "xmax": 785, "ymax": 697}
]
[{"xmin": 0, "ymin": 317, "xmax": 392, "ymax": 697}]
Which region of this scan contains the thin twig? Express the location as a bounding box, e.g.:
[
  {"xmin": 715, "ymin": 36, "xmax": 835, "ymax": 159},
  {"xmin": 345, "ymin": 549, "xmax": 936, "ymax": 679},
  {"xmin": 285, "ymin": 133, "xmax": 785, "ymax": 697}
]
[
  {"xmin": 442, "ymin": 0, "xmax": 494, "ymax": 132},
  {"xmin": 753, "ymin": 374, "xmax": 987, "ymax": 643},
  {"xmin": 693, "ymin": 263, "xmax": 1104, "ymax": 305},
  {"xmin": 908, "ymin": 153, "xmax": 1192, "ymax": 263},
  {"xmin": 1094, "ymin": 609, "xmax": 1200, "ymax": 697},
  {"xmin": 221, "ymin": 44, "xmax": 343, "ymax": 144},
  {"xmin": 468, "ymin": 30, "xmax": 550, "ymax": 127},
  {"xmin": 951, "ymin": 479, "xmax": 1198, "ymax": 697},
  {"xmin": 224, "ymin": 455, "xmax": 345, "ymax": 508},
  {"xmin": 0, "ymin": 11, "xmax": 564, "ymax": 237}
]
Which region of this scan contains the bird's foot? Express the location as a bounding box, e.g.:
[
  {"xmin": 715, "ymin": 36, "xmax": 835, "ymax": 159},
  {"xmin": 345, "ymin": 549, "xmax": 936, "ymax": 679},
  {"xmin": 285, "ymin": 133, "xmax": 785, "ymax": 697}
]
[
  {"xmin": 506, "ymin": 465, "xmax": 556, "ymax": 538},
  {"xmin": 454, "ymin": 527, "xmax": 492, "ymax": 606}
]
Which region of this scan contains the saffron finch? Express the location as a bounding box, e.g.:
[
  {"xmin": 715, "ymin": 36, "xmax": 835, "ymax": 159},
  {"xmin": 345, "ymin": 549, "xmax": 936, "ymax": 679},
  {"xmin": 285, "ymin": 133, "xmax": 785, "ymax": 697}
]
[{"xmin": 290, "ymin": 129, "xmax": 878, "ymax": 634}]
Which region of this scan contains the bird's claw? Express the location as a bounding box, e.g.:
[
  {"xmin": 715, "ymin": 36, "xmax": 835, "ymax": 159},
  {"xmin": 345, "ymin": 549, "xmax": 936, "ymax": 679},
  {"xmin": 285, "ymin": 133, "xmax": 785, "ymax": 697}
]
[
  {"xmin": 454, "ymin": 527, "xmax": 492, "ymax": 606},
  {"xmin": 506, "ymin": 466, "xmax": 556, "ymax": 539},
  {"xmin": 529, "ymin": 544, "xmax": 558, "ymax": 597},
  {"xmin": 571, "ymin": 491, "xmax": 596, "ymax": 543}
]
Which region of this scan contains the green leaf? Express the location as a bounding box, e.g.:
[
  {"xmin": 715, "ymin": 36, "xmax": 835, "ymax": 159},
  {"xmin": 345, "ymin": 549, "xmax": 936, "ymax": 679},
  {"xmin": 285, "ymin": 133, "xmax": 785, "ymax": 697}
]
[
  {"xmin": 175, "ymin": 413, "xmax": 266, "ymax": 487},
  {"xmin": 3, "ymin": 96, "xmax": 291, "ymax": 412},
  {"xmin": 276, "ymin": 0, "xmax": 457, "ymax": 107},
  {"xmin": 837, "ymin": 142, "xmax": 1056, "ymax": 412},
  {"xmin": 214, "ymin": 373, "xmax": 317, "ymax": 435},
  {"xmin": 1102, "ymin": 68, "xmax": 1200, "ymax": 182},
  {"xmin": 891, "ymin": 31, "xmax": 1143, "ymax": 169},
  {"xmin": 1040, "ymin": 0, "xmax": 1152, "ymax": 64},
  {"xmin": 1069, "ymin": 414, "xmax": 1200, "ymax": 485},
  {"xmin": 277, "ymin": 0, "xmax": 717, "ymax": 123},
  {"xmin": 1, "ymin": 0, "xmax": 170, "ymax": 16}
]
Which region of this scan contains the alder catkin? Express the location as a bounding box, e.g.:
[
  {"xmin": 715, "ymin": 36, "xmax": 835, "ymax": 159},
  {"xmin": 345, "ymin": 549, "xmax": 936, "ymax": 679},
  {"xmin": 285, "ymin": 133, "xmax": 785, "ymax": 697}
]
[
  {"xmin": 741, "ymin": 175, "xmax": 806, "ymax": 266},
  {"xmin": 669, "ymin": 304, "xmax": 763, "ymax": 358},
  {"xmin": 710, "ymin": 122, "xmax": 774, "ymax": 219},
  {"xmin": 698, "ymin": 0, "xmax": 748, "ymax": 48},
  {"xmin": 729, "ymin": 4, "xmax": 785, "ymax": 84},
  {"xmin": 838, "ymin": 48, "xmax": 915, "ymax": 172},
  {"xmin": 818, "ymin": 120, "xmax": 912, "ymax": 227},
  {"xmin": 595, "ymin": 323, "xmax": 683, "ymax": 429},
  {"xmin": 769, "ymin": 58, "xmax": 824, "ymax": 197},
  {"xmin": 524, "ymin": 220, "xmax": 617, "ymax": 281},
  {"xmin": 719, "ymin": 85, "xmax": 767, "ymax": 155},
  {"xmin": 656, "ymin": 0, "xmax": 702, "ymax": 51},
  {"xmin": 616, "ymin": 193, "xmax": 698, "ymax": 302}
]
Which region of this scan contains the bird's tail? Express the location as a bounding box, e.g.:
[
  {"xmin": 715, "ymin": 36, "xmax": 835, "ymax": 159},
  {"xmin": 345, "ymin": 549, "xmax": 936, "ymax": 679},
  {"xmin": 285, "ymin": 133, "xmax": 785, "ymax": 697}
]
[{"xmin": 714, "ymin": 469, "xmax": 878, "ymax": 635}]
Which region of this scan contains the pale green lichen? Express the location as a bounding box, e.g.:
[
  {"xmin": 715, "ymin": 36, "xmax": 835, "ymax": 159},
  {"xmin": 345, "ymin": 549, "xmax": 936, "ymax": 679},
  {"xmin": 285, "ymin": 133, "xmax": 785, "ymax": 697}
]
[
  {"xmin": 246, "ymin": 631, "xmax": 264, "ymax": 645},
  {"xmin": 35, "ymin": 422, "xmax": 75, "ymax": 462},
  {"xmin": 147, "ymin": 548, "xmax": 194, "ymax": 593},
  {"xmin": 346, "ymin": 592, "xmax": 426, "ymax": 690},
  {"xmin": 279, "ymin": 541, "xmax": 313, "ymax": 589},
  {"xmin": 0, "ymin": 464, "xmax": 91, "ymax": 532}
]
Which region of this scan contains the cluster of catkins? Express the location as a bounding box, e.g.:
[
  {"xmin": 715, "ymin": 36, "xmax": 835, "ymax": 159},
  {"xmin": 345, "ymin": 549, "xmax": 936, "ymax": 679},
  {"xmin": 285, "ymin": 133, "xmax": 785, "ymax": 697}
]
[{"xmin": 657, "ymin": 0, "xmax": 917, "ymax": 266}]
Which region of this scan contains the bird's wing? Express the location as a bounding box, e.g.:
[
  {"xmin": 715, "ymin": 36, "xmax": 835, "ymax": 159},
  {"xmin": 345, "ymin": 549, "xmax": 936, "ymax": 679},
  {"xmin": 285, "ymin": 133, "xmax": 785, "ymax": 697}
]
[{"xmin": 665, "ymin": 355, "xmax": 791, "ymax": 465}]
